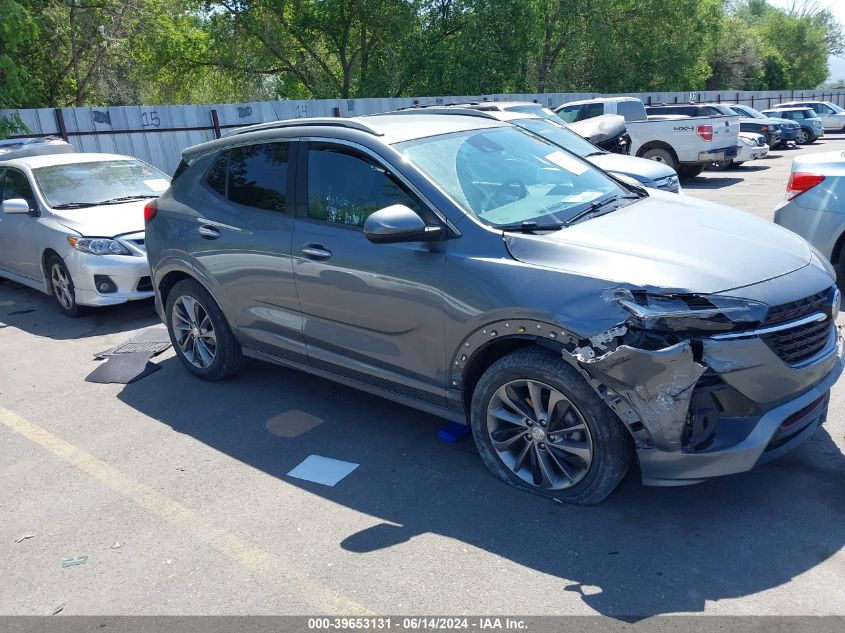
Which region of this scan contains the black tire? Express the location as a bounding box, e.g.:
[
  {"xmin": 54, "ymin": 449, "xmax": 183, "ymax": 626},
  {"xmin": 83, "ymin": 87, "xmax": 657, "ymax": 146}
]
[
  {"xmin": 728, "ymin": 160, "xmax": 744, "ymax": 169},
  {"xmin": 678, "ymin": 164, "xmax": 704, "ymax": 179},
  {"xmin": 165, "ymin": 278, "xmax": 245, "ymax": 381},
  {"xmin": 47, "ymin": 255, "xmax": 87, "ymax": 318},
  {"xmin": 470, "ymin": 347, "xmax": 632, "ymax": 505},
  {"xmin": 640, "ymin": 148, "xmax": 678, "ymax": 172}
]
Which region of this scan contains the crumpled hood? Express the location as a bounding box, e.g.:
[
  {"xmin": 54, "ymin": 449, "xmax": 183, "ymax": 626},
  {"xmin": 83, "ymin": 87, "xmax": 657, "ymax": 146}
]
[
  {"xmin": 588, "ymin": 153, "xmax": 676, "ymax": 184},
  {"xmin": 504, "ymin": 189, "xmax": 814, "ymax": 294},
  {"xmin": 50, "ymin": 201, "xmax": 146, "ymax": 237}
]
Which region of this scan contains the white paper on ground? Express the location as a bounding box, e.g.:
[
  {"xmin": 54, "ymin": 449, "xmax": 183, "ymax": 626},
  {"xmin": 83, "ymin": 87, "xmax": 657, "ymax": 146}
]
[{"xmin": 287, "ymin": 455, "xmax": 359, "ymax": 486}]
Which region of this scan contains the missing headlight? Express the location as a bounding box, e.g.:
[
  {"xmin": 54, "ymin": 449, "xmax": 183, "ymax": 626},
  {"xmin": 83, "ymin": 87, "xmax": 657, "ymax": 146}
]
[{"xmin": 603, "ymin": 289, "xmax": 768, "ymax": 334}]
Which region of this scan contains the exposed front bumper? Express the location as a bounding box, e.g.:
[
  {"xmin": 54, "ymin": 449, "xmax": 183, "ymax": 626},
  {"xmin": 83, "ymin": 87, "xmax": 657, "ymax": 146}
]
[
  {"xmin": 764, "ymin": 130, "xmax": 781, "ymax": 147},
  {"xmin": 736, "ymin": 143, "xmax": 769, "ymax": 163},
  {"xmin": 65, "ymin": 249, "xmax": 154, "ymax": 307},
  {"xmin": 637, "ymin": 330, "xmax": 842, "ymax": 486}
]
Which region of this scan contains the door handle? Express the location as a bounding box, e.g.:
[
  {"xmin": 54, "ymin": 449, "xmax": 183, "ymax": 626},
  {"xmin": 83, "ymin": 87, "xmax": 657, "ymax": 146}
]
[
  {"xmin": 301, "ymin": 244, "xmax": 333, "ymax": 260},
  {"xmin": 198, "ymin": 225, "xmax": 221, "ymax": 240}
]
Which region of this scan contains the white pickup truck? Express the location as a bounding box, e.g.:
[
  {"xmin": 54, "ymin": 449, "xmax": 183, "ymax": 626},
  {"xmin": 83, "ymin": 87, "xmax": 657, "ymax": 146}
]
[{"xmin": 555, "ymin": 97, "xmax": 740, "ymax": 179}]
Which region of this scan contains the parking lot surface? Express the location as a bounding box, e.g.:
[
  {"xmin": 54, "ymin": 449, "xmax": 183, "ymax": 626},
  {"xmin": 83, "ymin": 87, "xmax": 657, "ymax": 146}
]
[{"xmin": 2, "ymin": 135, "xmax": 845, "ymax": 618}]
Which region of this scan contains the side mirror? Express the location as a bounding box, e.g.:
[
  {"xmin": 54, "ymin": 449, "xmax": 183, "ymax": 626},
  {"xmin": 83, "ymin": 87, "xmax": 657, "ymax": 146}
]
[
  {"xmin": 364, "ymin": 204, "xmax": 442, "ymax": 244},
  {"xmin": 2, "ymin": 198, "xmax": 31, "ymax": 215}
]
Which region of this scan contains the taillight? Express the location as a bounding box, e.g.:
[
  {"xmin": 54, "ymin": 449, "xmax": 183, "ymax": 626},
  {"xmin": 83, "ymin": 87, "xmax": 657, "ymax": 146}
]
[
  {"xmin": 144, "ymin": 200, "xmax": 158, "ymax": 224},
  {"xmin": 786, "ymin": 172, "xmax": 825, "ymax": 200},
  {"xmin": 696, "ymin": 124, "xmax": 713, "ymax": 141}
]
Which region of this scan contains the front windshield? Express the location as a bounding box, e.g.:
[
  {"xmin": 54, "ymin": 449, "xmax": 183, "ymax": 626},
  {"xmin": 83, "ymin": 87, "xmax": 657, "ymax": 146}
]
[
  {"xmin": 736, "ymin": 105, "xmax": 765, "ymax": 119},
  {"xmin": 397, "ymin": 126, "xmax": 626, "ymax": 227},
  {"xmin": 33, "ymin": 160, "xmax": 170, "ymax": 208},
  {"xmin": 505, "ymin": 105, "xmax": 568, "ymax": 124},
  {"xmin": 514, "ymin": 118, "xmax": 601, "ymax": 158}
]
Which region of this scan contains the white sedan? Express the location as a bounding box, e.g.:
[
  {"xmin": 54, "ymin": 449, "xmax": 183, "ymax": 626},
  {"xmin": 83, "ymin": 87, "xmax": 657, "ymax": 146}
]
[
  {"xmin": 0, "ymin": 147, "xmax": 170, "ymax": 316},
  {"xmin": 733, "ymin": 132, "xmax": 769, "ymax": 167}
]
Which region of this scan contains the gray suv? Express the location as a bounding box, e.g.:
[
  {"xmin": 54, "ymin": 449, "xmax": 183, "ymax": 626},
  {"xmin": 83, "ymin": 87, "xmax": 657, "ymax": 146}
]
[{"xmin": 145, "ymin": 114, "xmax": 843, "ymax": 505}]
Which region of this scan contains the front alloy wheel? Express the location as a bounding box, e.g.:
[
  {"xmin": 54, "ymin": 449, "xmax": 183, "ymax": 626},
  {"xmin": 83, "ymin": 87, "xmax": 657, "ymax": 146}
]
[
  {"xmin": 486, "ymin": 379, "xmax": 593, "ymax": 490},
  {"xmin": 470, "ymin": 348, "xmax": 632, "ymax": 505},
  {"xmin": 48, "ymin": 255, "xmax": 86, "ymax": 317},
  {"xmin": 171, "ymin": 295, "xmax": 217, "ymax": 369}
]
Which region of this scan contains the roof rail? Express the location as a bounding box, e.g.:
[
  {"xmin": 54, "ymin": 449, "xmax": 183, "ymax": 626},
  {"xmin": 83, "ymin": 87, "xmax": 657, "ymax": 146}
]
[
  {"xmin": 223, "ymin": 117, "xmax": 383, "ymax": 138},
  {"xmin": 389, "ymin": 106, "xmax": 500, "ymax": 120},
  {"xmin": 395, "ymin": 101, "xmax": 482, "ymax": 111}
]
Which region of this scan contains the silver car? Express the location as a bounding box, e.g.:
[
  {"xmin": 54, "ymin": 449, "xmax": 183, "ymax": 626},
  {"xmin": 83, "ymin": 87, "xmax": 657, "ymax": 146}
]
[
  {"xmin": 775, "ymin": 150, "xmax": 845, "ymax": 276},
  {"xmin": 775, "ymin": 100, "xmax": 845, "ymax": 132},
  {"xmin": 0, "ymin": 150, "xmax": 170, "ymax": 316}
]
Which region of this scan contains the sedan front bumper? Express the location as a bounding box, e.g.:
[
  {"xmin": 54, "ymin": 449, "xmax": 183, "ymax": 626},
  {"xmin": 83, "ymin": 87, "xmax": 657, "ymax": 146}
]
[{"xmin": 65, "ymin": 249, "xmax": 154, "ymax": 307}]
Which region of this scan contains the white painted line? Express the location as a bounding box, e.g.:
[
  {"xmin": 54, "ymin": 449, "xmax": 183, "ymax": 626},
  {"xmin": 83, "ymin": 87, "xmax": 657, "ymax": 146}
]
[{"xmin": 287, "ymin": 455, "xmax": 359, "ymax": 486}]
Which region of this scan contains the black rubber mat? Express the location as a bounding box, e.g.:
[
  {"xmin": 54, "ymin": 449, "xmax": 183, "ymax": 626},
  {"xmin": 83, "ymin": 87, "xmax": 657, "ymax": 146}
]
[
  {"xmin": 94, "ymin": 327, "xmax": 171, "ymax": 359},
  {"xmin": 85, "ymin": 351, "xmax": 160, "ymax": 384}
]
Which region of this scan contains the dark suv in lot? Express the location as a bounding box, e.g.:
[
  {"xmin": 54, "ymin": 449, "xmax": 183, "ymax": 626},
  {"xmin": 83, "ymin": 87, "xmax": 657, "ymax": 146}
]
[{"xmin": 145, "ymin": 114, "xmax": 843, "ymax": 504}]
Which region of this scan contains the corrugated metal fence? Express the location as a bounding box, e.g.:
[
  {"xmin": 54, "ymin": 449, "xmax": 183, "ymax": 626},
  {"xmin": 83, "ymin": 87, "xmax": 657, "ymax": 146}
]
[{"xmin": 3, "ymin": 89, "xmax": 844, "ymax": 174}]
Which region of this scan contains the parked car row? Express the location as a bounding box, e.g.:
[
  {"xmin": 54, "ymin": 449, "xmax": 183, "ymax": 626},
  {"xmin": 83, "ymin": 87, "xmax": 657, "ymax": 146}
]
[
  {"xmin": 554, "ymin": 97, "xmax": 841, "ymax": 176},
  {"xmin": 1, "ymin": 102, "xmax": 843, "ymax": 506},
  {"xmin": 556, "ymin": 96, "xmax": 740, "ymax": 178}
]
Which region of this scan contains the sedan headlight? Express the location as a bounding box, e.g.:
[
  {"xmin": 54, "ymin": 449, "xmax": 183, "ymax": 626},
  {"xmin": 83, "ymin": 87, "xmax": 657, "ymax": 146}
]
[
  {"xmin": 605, "ymin": 289, "xmax": 768, "ymax": 333},
  {"xmin": 67, "ymin": 236, "xmax": 132, "ymax": 256},
  {"xmin": 740, "ymin": 136, "xmax": 757, "ymax": 146}
]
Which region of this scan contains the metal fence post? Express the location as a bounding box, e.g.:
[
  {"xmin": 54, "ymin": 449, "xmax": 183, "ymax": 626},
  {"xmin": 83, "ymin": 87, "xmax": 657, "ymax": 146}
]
[
  {"xmin": 210, "ymin": 109, "xmax": 221, "ymax": 139},
  {"xmin": 54, "ymin": 109, "xmax": 68, "ymax": 142}
]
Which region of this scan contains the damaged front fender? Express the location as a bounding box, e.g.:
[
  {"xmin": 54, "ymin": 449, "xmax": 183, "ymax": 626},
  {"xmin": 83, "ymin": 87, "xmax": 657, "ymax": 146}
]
[{"xmin": 574, "ymin": 341, "xmax": 706, "ymax": 451}]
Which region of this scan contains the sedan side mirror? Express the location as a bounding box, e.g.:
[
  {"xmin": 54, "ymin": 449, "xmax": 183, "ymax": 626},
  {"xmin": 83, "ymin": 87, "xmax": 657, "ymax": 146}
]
[
  {"xmin": 2, "ymin": 198, "xmax": 31, "ymax": 215},
  {"xmin": 364, "ymin": 204, "xmax": 443, "ymax": 244}
]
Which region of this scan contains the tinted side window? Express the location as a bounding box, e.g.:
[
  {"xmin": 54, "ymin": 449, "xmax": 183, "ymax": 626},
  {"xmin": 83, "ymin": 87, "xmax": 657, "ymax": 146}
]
[
  {"xmin": 2, "ymin": 170, "xmax": 36, "ymax": 209},
  {"xmin": 204, "ymin": 151, "xmax": 228, "ymax": 196},
  {"xmin": 616, "ymin": 100, "xmax": 647, "ymax": 121},
  {"xmin": 227, "ymin": 143, "xmax": 288, "ymax": 211},
  {"xmin": 556, "ymin": 106, "xmax": 581, "ymax": 123},
  {"xmin": 583, "ymin": 103, "xmax": 604, "ymax": 119},
  {"xmin": 307, "ymin": 146, "xmax": 422, "ymax": 228}
]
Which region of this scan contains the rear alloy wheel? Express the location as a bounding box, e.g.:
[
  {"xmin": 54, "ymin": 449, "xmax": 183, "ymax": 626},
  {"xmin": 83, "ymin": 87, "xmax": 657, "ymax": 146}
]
[
  {"xmin": 640, "ymin": 148, "xmax": 678, "ymax": 172},
  {"xmin": 172, "ymin": 295, "xmax": 217, "ymax": 370},
  {"xmin": 796, "ymin": 128, "xmax": 810, "ymax": 144},
  {"xmin": 165, "ymin": 278, "xmax": 244, "ymax": 381},
  {"xmin": 48, "ymin": 255, "xmax": 86, "ymax": 318},
  {"xmin": 470, "ymin": 348, "xmax": 632, "ymax": 505}
]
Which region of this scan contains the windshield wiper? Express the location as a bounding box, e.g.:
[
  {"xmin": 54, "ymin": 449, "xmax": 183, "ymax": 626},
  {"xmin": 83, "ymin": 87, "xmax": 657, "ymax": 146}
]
[
  {"xmin": 51, "ymin": 202, "xmax": 97, "ymax": 209},
  {"xmin": 95, "ymin": 195, "xmax": 158, "ymax": 204},
  {"xmin": 498, "ymin": 221, "xmax": 564, "ymax": 233},
  {"xmin": 563, "ymin": 194, "xmax": 640, "ymax": 227}
]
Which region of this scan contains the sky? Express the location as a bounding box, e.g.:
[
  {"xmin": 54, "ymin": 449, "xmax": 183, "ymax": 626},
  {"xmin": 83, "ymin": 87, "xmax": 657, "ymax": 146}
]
[{"xmin": 767, "ymin": 0, "xmax": 845, "ymax": 82}]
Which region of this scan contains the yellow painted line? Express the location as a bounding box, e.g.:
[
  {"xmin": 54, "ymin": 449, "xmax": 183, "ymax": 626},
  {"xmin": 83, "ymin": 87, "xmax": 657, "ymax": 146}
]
[{"xmin": 0, "ymin": 405, "xmax": 371, "ymax": 615}]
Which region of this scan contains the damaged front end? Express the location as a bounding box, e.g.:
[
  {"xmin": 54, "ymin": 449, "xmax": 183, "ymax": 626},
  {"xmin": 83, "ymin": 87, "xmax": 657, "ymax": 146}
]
[{"xmin": 566, "ymin": 286, "xmax": 843, "ymax": 485}]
